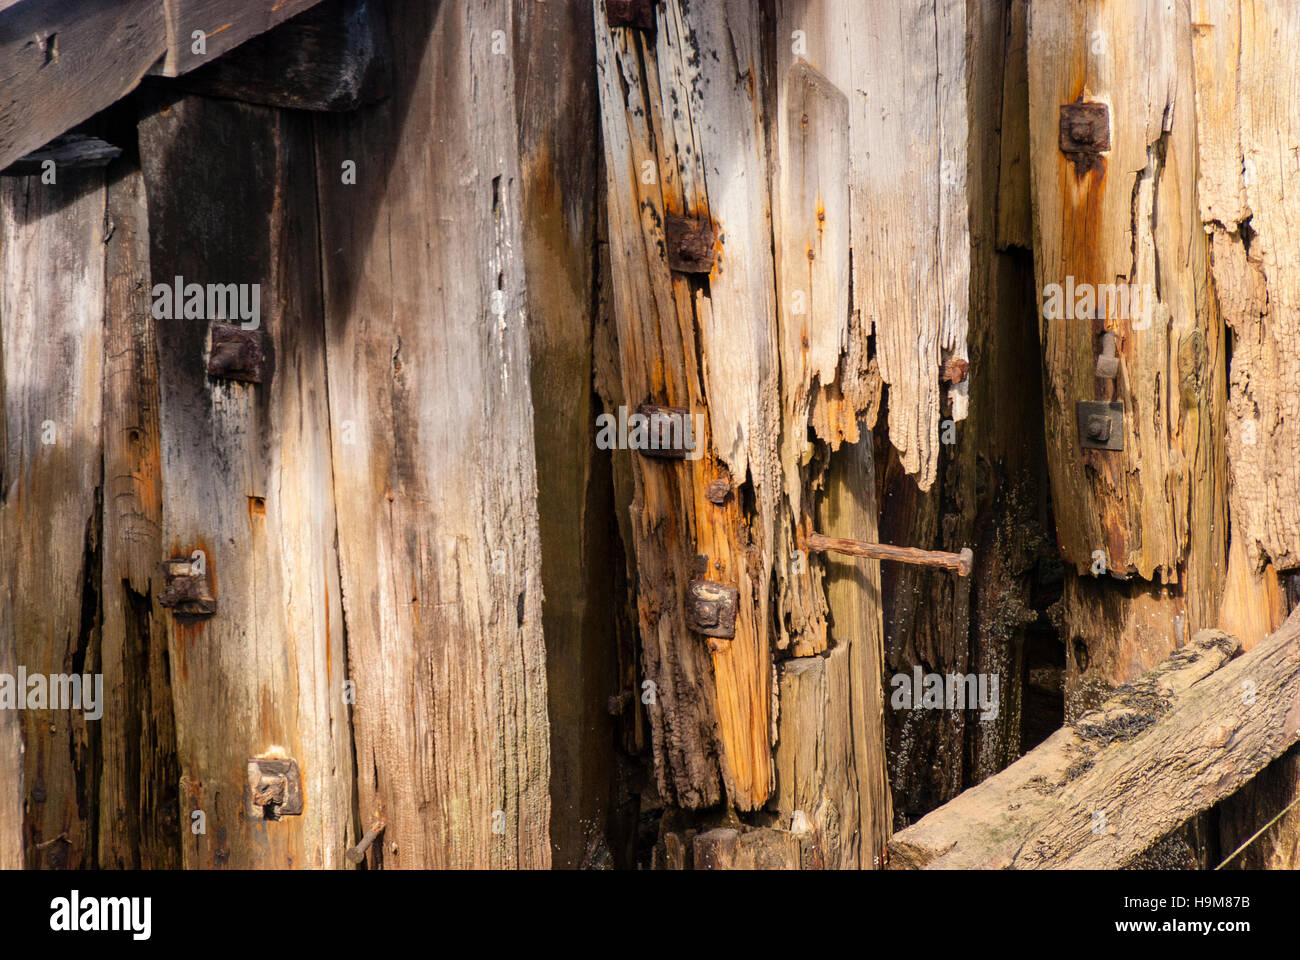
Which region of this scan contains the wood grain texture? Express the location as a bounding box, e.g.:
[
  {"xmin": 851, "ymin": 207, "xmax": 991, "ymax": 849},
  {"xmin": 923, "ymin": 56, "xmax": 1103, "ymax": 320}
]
[
  {"xmin": 892, "ymin": 616, "xmax": 1300, "ymax": 869},
  {"xmin": 314, "ymin": 0, "xmax": 551, "ymax": 867},
  {"xmin": 97, "ymin": 156, "xmax": 181, "ymax": 868},
  {"xmin": 0, "ymin": 168, "xmax": 106, "ymax": 869},
  {"xmin": 514, "ymin": 0, "xmax": 623, "ymax": 867},
  {"xmin": 1028, "ymin": 0, "xmax": 1223, "ymax": 585},
  {"xmin": 139, "ymin": 91, "xmax": 353, "ymax": 869},
  {"xmin": 1192, "ymin": 0, "xmax": 1300, "ymax": 575},
  {"xmin": 155, "ymin": 0, "xmax": 324, "ymax": 77},
  {"xmin": 593, "ymin": 0, "xmax": 778, "ymax": 809},
  {"xmin": 0, "ymin": 0, "xmax": 165, "ymax": 171}
]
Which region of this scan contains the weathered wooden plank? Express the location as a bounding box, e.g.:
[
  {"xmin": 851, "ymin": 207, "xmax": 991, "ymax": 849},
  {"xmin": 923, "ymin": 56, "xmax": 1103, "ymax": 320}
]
[
  {"xmin": 1192, "ymin": 0, "xmax": 1300, "ymax": 575},
  {"xmin": 592, "ymin": 0, "xmax": 778, "ymax": 809},
  {"xmin": 513, "ymin": 0, "xmax": 623, "ymax": 868},
  {"xmin": 154, "ymin": 0, "xmax": 324, "ymax": 77},
  {"xmin": 0, "ymin": 0, "xmax": 165, "ymax": 172},
  {"xmin": 138, "ymin": 90, "xmax": 353, "ymax": 868},
  {"xmin": 97, "ymin": 155, "xmax": 181, "ymax": 868},
  {"xmin": 314, "ymin": 0, "xmax": 551, "ymax": 867},
  {"xmin": 892, "ymin": 615, "xmax": 1300, "ymax": 869},
  {"xmin": 167, "ymin": 0, "xmax": 390, "ymax": 111},
  {"xmin": 0, "ymin": 167, "xmax": 107, "ymax": 868}
]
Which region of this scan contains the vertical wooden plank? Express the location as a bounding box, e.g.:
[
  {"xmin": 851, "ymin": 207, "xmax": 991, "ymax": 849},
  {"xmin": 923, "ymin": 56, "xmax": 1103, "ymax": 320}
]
[
  {"xmin": 513, "ymin": 0, "xmax": 622, "ymax": 867},
  {"xmin": 97, "ymin": 153, "xmax": 181, "ymax": 868},
  {"xmin": 0, "ymin": 168, "xmax": 106, "ymax": 868},
  {"xmin": 314, "ymin": 0, "xmax": 551, "ymax": 867},
  {"xmin": 138, "ymin": 91, "xmax": 353, "ymax": 868},
  {"xmin": 592, "ymin": 0, "xmax": 778, "ymax": 810}
]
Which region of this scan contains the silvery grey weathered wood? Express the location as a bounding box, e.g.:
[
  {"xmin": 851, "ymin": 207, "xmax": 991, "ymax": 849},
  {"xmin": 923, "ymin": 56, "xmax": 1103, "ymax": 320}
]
[
  {"xmin": 139, "ymin": 90, "xmax": 353, "ymax": 868},
  {"xmin": 890, "ymin": 617, "xmax": 1300, "ymax": 869},
  {"xmin": 314, "ymin": 0, "xmax": 551, "ymax": 867},
  {"xmin": 0, "ymin": 168, "xmax": 107, "ymax": 868},
  {"xmin": 0, "ymin": 0, "xmax": 164, "ymax": 172}
]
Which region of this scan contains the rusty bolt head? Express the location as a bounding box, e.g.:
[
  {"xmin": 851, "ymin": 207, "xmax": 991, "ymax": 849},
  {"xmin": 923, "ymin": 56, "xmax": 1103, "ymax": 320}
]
[
  {"xmin": 1086, "ymin": 414, "xmax": 1112, "ymax": 442},
  {"xmin": 158, "ymin": 558, "xmax": 216, "ymax": 618},
  {"xmin": 607, "ymin": 0, "xmax": 655, "ymax": 31},
  {"xmin": 665, "ymin": 216, "xmax": 717, "ymax": 274},
  {"xmin": 941, "ymin": 357, "xmax": 969, "ymax": 384},
  {"xmin": 245, "ymin": 757, "xmax": 303, "ymax": 819},
  {"xmin": 705, "ymin": 480, "xmax": 730, "ymax": 504},
  {"xmin": 684, "ymin": 579, "xmax": 739, "ymax": 639},
  {"xmin": 1059, "ymin": 102, "xmax": 1111, "ymax": 153},
  {"xmin": 207, "ymin": 323, "xmax": 265, "ymax": 383}
]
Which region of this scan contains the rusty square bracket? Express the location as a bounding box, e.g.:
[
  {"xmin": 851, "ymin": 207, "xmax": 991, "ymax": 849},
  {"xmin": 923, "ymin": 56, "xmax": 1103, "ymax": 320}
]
[
  {"xmin": 685, "ymin": 578, "xmax": 739, "ymax": 639},
  {"xmin": 1078, "ymin": 400, "xmax": 1124, "ymax": 451},
  {"xmin": 158, "ymin": 557, "xmax": 216, "ymax": 618},
  {"xmin": 665, "ymin": 215, "xmax": 717, "ymax": 274},
  {"xmin": 1060, "ymin": 101, "xmax": 1110, "ymax": 173},
  {"xmin": 607, "ymin": 0, "xmax": 655, "ymax": 31},
  {"xmin": 207, "ymin": 323, "xmax": 265, "ymax": 383},
  {"xmin": 246, "ymin": 757, "xmax": 304, "ymax": 820},
  {"xmin": 637, "ymin": 402, "xmax": 697, "ymax": 459}
]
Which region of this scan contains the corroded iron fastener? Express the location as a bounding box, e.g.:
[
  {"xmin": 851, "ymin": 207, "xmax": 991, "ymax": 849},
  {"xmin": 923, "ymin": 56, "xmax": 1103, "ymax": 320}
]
[
  {"xmin": 246, "ymin": 757, "xmax": 304, "ymax": 820},
  {"xmin": 804, "ymin": 532, "xmax": 974, "ymax": 577},
  {"xmin": 346, "ymin": 818, "xmax": 387, "ymax": 863},
  {"xmin": 1094, "ymin": 330, "xmax": 1120, "ymax": 379},
  {"xmin": 207, "ymin": 323, "xmax": 265, "ymax": 383},
  {"xmin": 1059, "ymin": 101, "xmax": 1110, "ymax": 174},
  {"xmin": 664, "ymin": 215, "xmax": 717, "ymax": 274},
  {"xmin": 685, "ymin": 578, "xmax": 740, "ymax": 639},
  {"xmin": 158, "ymin": 557, "xmax": 216, "ymax": 618},
  {"xmin": 607, "ymin": 0, "xmax": 655, "ymax": 31},
  {"xmin": 940, "ymin": 357, "xmax": 969, "ymax": 384}
]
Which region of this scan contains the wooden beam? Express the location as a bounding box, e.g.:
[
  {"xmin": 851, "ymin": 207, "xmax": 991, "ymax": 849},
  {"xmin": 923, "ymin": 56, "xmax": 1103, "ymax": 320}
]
[
  {"xmin": 889, "ymin": 611, "xmax": 1300, "ymax": 868},
  {"xmin": 165, "ymin": 0, "xmax": 390, "ymax": 111},
  {"xmin": 153, "ymin": 0, "xmax": 325, "ymax": 77},
  {"xmin": 0, "ymin": 0, "xmax": 164, "ymax": 172}
]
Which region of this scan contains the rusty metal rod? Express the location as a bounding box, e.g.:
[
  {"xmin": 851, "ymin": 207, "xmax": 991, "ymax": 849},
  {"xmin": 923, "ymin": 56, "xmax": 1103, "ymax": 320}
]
[
  {"xmin": 805, "ymin": 532, "xmax": 974, "ymax": 577},
  {"xmin": 346, "ymin": 818, "xmax": 387, "ymax": 864}
]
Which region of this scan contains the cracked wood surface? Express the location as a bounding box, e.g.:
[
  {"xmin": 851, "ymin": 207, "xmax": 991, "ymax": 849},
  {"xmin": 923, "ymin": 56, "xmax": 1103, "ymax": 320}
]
[
  {"xmin": 315, "ymin": 0, "xmax": 551, "ymax": 866},
  {"xmin": 891, "ymin": 612, "xmax": 1300, "ymax": 869}
]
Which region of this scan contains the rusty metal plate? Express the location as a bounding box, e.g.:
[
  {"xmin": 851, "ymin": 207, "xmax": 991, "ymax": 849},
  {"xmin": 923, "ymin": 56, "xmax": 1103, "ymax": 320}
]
[
  {"xmin": 607, "ymin": 0, "xmax": 655, "ymax": 31},
  {"xmin": 158, "ymin": 557, "xmax": 216, "ymax": 618},
  {"xmin": 1059, "ymin": 101, "xmax": 1110, "ymax": 153},
  {"xmin": 208, "ymin": 323, "xmax": 265, "ymax": 383},
  {"xmin": 1077, "ymin": 400, "xmax": 1124, "ymax": 451},
  {"xmin": 246, "ymin": 757, "xmax": 303, "ymax": 819},
  {"xmin": 637, "ymin": 403, "xmax": 698, "ymax": 459},
  {"xmin": 685, "ymin": 579, "xmax": 739, "ymax": 639},
  {"xmin": 665, "ymin": 215, "xmax": 717, "ymax": 274}
]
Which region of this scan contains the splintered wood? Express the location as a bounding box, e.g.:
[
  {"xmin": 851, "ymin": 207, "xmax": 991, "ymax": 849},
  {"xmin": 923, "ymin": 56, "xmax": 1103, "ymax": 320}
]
[{"xmin": 593, "ymin": 0, "xmax": 968, "ymax": 815}]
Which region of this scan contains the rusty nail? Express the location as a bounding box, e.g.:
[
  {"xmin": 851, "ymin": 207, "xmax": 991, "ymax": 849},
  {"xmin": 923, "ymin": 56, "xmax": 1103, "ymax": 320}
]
[
  {"xmin": 665, "ymin": 216, "xmax": 717, "ymax": 274},
  {"xmin": 1059, "ymin": 102, "xmax": 1110, "ymax": 174},
  {"xmin": 685, "ymin": 578, "xmax": 739, "ymax": 639},
  {"xmin": 705, "ymin": 479, "xmax": 730, "ymax": 504},
  {"xmin": 941, "ymin": 357, "xmax": 969, "ymax": 384},
  {"xmin": 804, "ymin": 532, "xmax": 974, "ymax": 577},
  {"xmin": 347, "ymin": 818, "xmax": 387, "ymax": 863},
  {"xmin": 158, "ymin": 556, "xmax": 216, "ymax": 618},
  {"xmin": 207, "ymin": 323, "xmax": 265, "ymax": 383},
  {"xmin": 606, "ymin": 0, "xmax": 656, "ymax": 32}
]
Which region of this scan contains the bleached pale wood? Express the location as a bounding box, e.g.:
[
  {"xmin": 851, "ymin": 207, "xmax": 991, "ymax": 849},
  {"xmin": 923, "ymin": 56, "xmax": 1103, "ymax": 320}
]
[
  {"xmin": 1192, "ymin": 0, "xmax": 1300, "ymax": 575},
  {"xmin": 139, "ymin": 92, "xmax": 353, "ymax": 868},
  {"xmin": 0, "ymin": 169, "xmax": 107, "ymax": 868},
  {"xmin": 891, "ymin": 616, "xmax": 1300, "ymax": 869},
  {"xmin": 314, "ymin": 0, "xmax": 550, "ymax": 866}
]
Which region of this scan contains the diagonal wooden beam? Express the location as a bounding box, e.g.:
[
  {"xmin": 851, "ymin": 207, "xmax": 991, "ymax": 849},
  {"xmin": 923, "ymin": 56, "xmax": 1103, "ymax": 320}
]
[{"xmin": 890, "ymin": 608, "xmax": 1300, "ymax": 869}]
